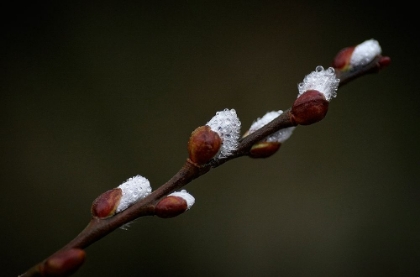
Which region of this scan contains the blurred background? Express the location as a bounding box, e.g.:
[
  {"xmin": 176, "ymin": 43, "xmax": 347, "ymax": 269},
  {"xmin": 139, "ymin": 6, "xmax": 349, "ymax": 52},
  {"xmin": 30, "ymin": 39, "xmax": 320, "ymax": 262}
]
[{"xmin": 2, "ymin": 1, "xmax": 419, "ymax": 276}]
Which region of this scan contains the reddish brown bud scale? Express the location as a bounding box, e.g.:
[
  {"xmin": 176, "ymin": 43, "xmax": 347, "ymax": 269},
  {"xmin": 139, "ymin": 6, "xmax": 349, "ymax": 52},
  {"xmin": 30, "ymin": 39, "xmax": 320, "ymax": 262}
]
[
  {"xmin": 155, "ymin": 196, "xmax": 188, "ymax": 218},
  {"xmin": 249, "ymin": 141, "xmax": 281, "ymax": 158},
  {"xmin": 378, "ymin": 56, "xmax": 391, "ymax": 69},
  {"xmin": 188, "ymin": 125, "xmax": 222, "ymax": 165},
  {"xmin": 91, "ymin": 188, "xmax": 122, "ymax": 219},
  {"xmin": 291, "ymin": 90, "xmax": 329, "ymax": 125},
  {"xmin": 332, "ymin": 46, "xmax": 354, "ymax": 70},
  {"xmin": 41, "ymin": 248, "xmax": 86, "ymax": 277}
]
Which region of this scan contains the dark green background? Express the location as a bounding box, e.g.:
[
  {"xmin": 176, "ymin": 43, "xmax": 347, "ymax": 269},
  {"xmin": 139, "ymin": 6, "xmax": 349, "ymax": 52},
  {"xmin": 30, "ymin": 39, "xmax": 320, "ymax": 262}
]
[{"xmin": 3, "ymin": 2, "xmax": 419, "ymax": 277}]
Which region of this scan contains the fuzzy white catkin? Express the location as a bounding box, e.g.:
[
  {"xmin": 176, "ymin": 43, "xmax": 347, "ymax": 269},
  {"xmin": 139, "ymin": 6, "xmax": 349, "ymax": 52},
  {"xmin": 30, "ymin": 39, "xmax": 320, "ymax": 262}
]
[
  {"xmin": 116, "ymin": 175, "xmax": 152, "ymax": 213},
  {"xmin": 297, "ymin": 66, "xmax": 340, "ymax": 101},
  {"xmin": 206, "ymin": 108, "xmax": 241, "ymax": 160},
  {"xmin": 350, "ymin": 39, "xmax": 381, "ymax": 68},
  {"xmin": 248, "ymin": 110, "xmax": 295, "ymax": 143},
  {"xmin": 168, "ymin": 189, "xmax": 195, "ymax": 209}
]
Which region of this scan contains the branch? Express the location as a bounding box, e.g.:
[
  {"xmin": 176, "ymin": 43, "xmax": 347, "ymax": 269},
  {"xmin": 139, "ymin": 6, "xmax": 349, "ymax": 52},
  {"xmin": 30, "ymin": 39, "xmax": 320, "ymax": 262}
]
[{"xmin": 19, "ymin": 39, "xmax": 390, "ymax": 277}]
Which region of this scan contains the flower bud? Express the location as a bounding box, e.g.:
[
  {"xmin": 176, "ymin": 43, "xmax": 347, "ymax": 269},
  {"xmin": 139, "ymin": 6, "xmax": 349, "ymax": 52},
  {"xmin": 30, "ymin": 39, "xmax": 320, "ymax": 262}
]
[
  {"xmin": 116, "ymin": 175, "xmax": 152, "ymax": 213},
  {"xmin": 188, "ymin": 109, "xmax": 241, "ymax": 164},
  {"xmin": 291, "ymin": 66, "xmax": 339, "ymax": 125},
  {"xmin": 91, "ymin": 176, "xmax": 152, "ymax": 219},
  {"xmin": 155, "ymin": 190, "xmax": 195, "ymax": 218},
  {"xmin": 91, "ymin": 188, "xmax": 122, "ymax": 219},
  {"xmin": 332, "ymin": 39, "xmax": 382, "ymax": 71},
  {"xmin": 291, "ymin": 90, "xmax": 329, "ymax": 125},
  {"xmin": 41, "ymin": 248, "xmax": 86, "ymax": 277},
  {"xmin": 188, "ymin": 125, "xmax": 222, "ymax": 165},
  {"xmin": 244, "ymin": 110, "xmax": 295, "ymax": 158}
]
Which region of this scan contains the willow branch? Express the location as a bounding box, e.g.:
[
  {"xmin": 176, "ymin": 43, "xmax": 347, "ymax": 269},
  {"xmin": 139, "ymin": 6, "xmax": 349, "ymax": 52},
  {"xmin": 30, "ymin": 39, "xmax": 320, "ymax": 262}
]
[{"xmin": 19, "ymin": 42, "xmax": 390, "ymax": 277}]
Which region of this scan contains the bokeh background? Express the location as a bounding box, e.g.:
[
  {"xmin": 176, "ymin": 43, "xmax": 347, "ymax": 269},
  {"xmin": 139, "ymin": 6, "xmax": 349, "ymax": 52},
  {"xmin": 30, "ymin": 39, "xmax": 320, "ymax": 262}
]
[{"xmin": 3, "ymin": 1, "xmax": 419, "ymax": 277}]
